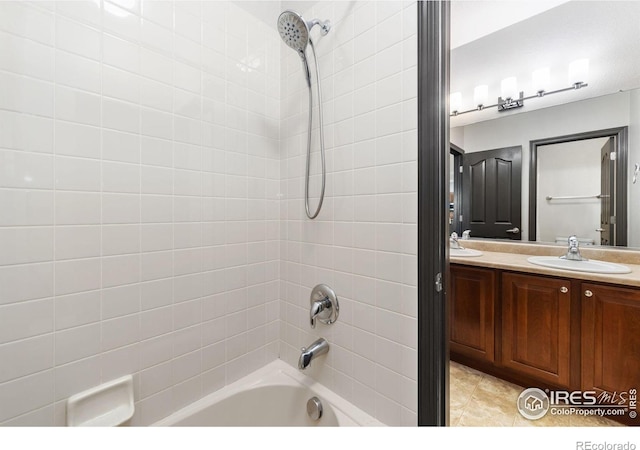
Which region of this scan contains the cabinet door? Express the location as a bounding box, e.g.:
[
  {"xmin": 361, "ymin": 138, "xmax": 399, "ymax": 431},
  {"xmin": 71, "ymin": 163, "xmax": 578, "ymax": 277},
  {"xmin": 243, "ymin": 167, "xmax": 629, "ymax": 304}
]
[
  {"xmin": 582, "ymin": 283, "xmax": 640, "ymax": 394},
  {"xmin": 501, "ymin": 273, "xmax": 572, "ymax": 387},
  {"xmin": 449, "ymin": 265, "xmax": 495, "ymax": 362}
]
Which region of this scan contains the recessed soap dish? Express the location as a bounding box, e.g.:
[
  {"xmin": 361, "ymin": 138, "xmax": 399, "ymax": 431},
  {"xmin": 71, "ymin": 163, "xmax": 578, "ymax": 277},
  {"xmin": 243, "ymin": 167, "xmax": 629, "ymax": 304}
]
[{"xmin": 66, "ymin": 375, "xmax": 135, "ymax": 426}]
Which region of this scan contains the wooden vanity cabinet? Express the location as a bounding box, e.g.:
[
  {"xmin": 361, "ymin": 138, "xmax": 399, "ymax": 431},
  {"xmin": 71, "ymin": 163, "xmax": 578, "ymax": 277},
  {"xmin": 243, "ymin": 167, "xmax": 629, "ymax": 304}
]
[
  {"xmin": 449, "ymin": 266, "xmax": 495, "ymax": 363},
  {"xmin": 500, "ymin": 273, "xmax": 574, "ymax": 388},
  {"xmin": 581, "ymin": 283, "xmax": 640, "ymax": 396}
]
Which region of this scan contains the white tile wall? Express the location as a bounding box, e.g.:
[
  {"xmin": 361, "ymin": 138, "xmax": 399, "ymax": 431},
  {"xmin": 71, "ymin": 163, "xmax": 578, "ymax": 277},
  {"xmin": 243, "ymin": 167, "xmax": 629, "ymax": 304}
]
[
  {"xmin": 278, "ymin": 1, "xmax": 418, "ymax": 426},
  {"xmin": 0, "ymin": 0, "xmax": 417, "ymax": 427},
  {"xmin": 0, "ymin": 0, "xmax": 281, "ymax": 426}
]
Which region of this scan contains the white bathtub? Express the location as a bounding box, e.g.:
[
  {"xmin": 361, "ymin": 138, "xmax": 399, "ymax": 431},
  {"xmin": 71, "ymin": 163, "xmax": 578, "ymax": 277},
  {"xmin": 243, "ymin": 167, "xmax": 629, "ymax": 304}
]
[{"xmin": 154, "ymin": 360, "xmax": 383, "ymax": 426}]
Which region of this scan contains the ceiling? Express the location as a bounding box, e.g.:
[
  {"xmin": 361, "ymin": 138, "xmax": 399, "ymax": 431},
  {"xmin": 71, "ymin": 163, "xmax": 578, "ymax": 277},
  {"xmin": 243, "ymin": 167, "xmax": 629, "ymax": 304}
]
[{"xmin": 450, "ymin": 0, "xmax": 640, "ymax": 127}]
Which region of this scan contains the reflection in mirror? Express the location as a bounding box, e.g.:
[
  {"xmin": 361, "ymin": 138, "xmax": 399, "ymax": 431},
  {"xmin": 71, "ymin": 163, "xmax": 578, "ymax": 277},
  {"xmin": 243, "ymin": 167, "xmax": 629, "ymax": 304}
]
[{"xmin": 449, "ymin": 1, "xmax": 640, "ymax": 248}]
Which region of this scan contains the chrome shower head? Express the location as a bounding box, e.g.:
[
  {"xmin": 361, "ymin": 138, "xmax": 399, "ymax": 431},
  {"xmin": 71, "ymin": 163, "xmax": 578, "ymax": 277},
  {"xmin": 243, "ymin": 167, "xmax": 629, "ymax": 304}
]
[
  {"xmin": 277, "ymin": 10, "xmax": 331, "ymax": 57},
  {"xmin": 277, "ymin": 10, "xmax": 310, "ymax": 55}
]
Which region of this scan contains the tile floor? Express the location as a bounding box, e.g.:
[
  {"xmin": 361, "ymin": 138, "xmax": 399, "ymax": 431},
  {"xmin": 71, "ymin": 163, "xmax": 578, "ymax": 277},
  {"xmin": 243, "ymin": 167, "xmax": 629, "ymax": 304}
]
[{"xmin": 450, "ymin": 361, "xmax": 623, "ymax": 427}]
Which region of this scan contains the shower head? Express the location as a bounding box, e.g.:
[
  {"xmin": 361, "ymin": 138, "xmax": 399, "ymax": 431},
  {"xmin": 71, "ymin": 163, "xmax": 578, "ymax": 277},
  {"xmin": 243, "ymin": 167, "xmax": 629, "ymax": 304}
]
[
  {"xmin": 277, "ymin": 10, "xmax": 331, "ymax": 57},
  {"xmin": 277, "ymin": 10, "xmax": 309, "ymax": 54}
]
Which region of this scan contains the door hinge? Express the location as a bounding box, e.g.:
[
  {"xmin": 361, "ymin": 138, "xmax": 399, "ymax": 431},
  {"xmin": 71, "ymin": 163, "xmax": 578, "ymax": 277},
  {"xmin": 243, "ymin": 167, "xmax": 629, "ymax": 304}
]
[
  {"xmin": 610, "ymin": 152, "xmax": 617, "ymax": 161},
  {"xmin": 435, "ymin": 273, "xmax": 443, "ymax": 293}
]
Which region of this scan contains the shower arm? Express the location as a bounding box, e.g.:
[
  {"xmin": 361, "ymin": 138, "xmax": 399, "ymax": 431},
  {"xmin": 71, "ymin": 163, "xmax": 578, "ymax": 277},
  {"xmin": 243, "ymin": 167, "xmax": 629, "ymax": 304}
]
[{"xmin": 307, "ymin": 19, "xmax": 331, "ymax": 36}]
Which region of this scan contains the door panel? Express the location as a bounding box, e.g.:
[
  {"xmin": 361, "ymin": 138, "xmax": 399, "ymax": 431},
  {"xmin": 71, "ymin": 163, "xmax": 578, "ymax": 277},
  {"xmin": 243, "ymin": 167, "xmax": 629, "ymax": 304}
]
[
  {"xmin": 463, "ymin": 146, "xmax": 522, "ymax": 239},
  {"xmin": 501, "ymin": 273, "xmax": 572, "ymax": 387}
]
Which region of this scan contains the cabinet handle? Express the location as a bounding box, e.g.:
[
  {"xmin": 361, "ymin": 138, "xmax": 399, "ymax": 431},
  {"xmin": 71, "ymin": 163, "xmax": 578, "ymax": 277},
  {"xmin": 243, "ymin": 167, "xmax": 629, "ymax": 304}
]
[
  {"xmin": 584, "ymin": 290, "xmax": 593, "ymax": 297},
  {"xmin": 560, "ymin": 286, "xmax": 568, "ymax": 294}
]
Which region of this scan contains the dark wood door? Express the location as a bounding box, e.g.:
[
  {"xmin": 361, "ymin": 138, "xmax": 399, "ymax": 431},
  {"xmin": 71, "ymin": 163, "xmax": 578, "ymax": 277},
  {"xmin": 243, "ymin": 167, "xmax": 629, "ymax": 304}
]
[
  {"xmin": 581, "ymin": 283, "xmax": 640, "ymax": 396},
  {"xmin": 462, "ymin": 146, "xmax": 522, "ymax": 240},
  {"xmin": 501, "ymin": 273, "xmax": 572, "ymax": 387},
  {"xmin": 599, "ymin": 138, "xmax": 615, "ymax": 245},
  {"xmin": 449, "ymin": 265, "xmax": 495, "ymax": 362}
]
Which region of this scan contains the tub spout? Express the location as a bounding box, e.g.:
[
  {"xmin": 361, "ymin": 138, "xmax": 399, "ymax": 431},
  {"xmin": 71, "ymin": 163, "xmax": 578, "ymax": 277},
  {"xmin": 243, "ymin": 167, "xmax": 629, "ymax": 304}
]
[{"xmin": 298, "ymin": 338, "xmax": 329, "ymax": 370}]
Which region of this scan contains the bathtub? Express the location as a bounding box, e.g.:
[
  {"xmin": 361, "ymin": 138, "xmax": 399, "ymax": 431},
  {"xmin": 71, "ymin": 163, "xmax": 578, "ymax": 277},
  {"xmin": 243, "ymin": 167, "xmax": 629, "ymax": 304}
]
[{"xmin": 154, "ymin": 359, "xmax": 382, "ymax": 426}]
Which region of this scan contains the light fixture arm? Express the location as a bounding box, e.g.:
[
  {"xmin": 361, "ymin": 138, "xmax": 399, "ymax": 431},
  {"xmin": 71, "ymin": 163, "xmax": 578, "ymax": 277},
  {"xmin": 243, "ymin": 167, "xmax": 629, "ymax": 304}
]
[{"xmin": 451, "ymin": 82, "xmax": 588, "ymax": 117}]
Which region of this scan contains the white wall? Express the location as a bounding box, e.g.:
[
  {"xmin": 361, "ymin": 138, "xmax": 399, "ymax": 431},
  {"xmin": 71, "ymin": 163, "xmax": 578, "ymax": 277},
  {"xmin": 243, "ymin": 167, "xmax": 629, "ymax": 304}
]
[
  {"xmin": 451, "ymin": 91, "xmax": 633, "ymax": 241},
  {"xmin": 279, "ymin": 1, "xmax": 418, "ymax": 426},
  {"xmin": 0, "ymin": 0, "xmax": 281, "ymax": 425}
]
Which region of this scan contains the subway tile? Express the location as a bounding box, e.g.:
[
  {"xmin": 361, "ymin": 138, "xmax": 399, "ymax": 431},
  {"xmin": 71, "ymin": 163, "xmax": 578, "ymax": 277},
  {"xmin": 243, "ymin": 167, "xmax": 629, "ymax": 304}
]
[
  {"xmin": 0, "ymin": 71, "xmax": 53, "ymax": 117},
  {"xmin": 55, "ymin": 192, "xmax": 100, "ymax": 225},
  {"xmin": 55, "ymin": 16, "xmax": 100, "ymax": 60},
  {"xmin": 56, "ymin": 50, "xmax": 100, "ymax": 93},
  {"xmin": 0, "ymin": 298, "xmax": 53, "ymax": 343},
  {"xmin": 0, "ymin": 32, "xmax": 54, "ymax": 81},
  {"xmin": 0, "ymin": 150, "xmax": 53, "ymax": 190},
  {"xmin": 102, "ymin": 98, "xmax": 140, "ymax": 134},
  {"xmin": 55, "ymin": 86, "xmax": 100, "ymax": 126},
  {"xmin": 54, "ymin": 356, "xmax": 100, "ymax": 402},
  {"xmin": 0, "ymin": 227, "xmax": 53, "ymax": 266},
  {"xmin": 55, "ymin": 156, "xmax": 100, "ymax": 192},
  {"xmin": 55, "ymin": 258, "xmax": 101, "ymax": 296},
  {"xmin": 102, "ymin": 129, "xmax": 139, "ymax": 164},
  {"xmin": 100, "ymin": 343, "xmax": 140, "ymax": 384},
  {"xmin": 141, "ymin": 278, "xmax": 173, "ymax": 311},
  {"xmin": 140, "ymin": 306, "xmax": 172, "ymax": 340},
  {"xmin": 0, "ymin": 2, "xmax": 54, "ymax": 45},
  {"xmin": 56, "ymin": 1, "xmax": 102, "ymax": 28},
  {"xmin": 0, "ymin": 111, "xmax": 53, "ymax": 154},
  {"xmin": 102, "ymin": 283, "xmax": 140, "ymax": 320},
  {"xmin": 102, "ymin": 193, "xmax": 140, "ymax": 224},
  {"xmin": 103, "ymin": 3, "xmax": 140, "ymax": 42},
  {"xmin": 102, "ymin": 161, "xmax": 140, "ymax": 194},
  {"xmin": 55, "ymin": 290, "xmax": 101, "ymax": 331},
  {"xmin": 55, "ymin": 323, "xmax": 100, "ymax": 365},
  {"xmin": 0, "ymin": 369, "xmax": 54, "ymax": 422},
  {"xmin": 55, "ymin": 121, "xmax": 100, "ymax": 159},
  {"xmin": 103, "ymin": 33, "xmax": 140, "ymax": 74},
  {"xmin": 55, "ymin": 225, "xmax": 100, "ymax": 260},
  {"xmin": 102, "ymin": 314, "xmax": 140, "ymax": 352},
  {"xmin": 0, "ymin": 260, "xmax": 53, "ymax": 305},
  {"xmin": 102, "ymin": 254, "xmax": 140, "ymax": 288},
  {"xmin": 103, "ymin": 65, "xmax": 140, "ymax": 104}
]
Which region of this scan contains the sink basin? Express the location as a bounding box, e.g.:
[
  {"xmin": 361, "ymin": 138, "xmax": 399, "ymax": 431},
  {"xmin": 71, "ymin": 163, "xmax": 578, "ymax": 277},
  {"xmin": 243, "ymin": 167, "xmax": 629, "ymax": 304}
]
[
  {"xmin": 450, "ymin": 248, "xmax": 483, "ymax": 257},
  {"xmin": 527, "ymin": 256, "xmax": 631, "ymax": 274}
]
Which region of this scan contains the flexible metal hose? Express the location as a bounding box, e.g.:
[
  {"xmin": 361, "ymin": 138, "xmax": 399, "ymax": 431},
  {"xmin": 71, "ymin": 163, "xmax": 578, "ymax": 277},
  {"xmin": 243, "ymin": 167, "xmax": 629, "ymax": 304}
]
[{"xmin": 303, "ymin": 37, "xmax": 326, "ymax": 219}]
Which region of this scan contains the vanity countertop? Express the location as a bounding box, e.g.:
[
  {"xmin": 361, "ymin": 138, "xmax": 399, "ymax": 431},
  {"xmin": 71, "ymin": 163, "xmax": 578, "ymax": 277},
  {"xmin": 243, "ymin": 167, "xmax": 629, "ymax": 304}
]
[{"xmin": 449, "ymin": 242, "xmax": 640, "ymax": 288}]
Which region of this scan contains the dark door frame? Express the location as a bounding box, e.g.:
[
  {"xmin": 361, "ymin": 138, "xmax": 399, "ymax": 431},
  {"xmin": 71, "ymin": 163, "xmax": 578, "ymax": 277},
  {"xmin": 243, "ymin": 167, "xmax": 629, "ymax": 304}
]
[
  {"xmin": 529, "ymin": 127, "xmax": 628, "ymax": 246},
  {"xmin": 450, "ymin": 144, "xmax": 464, "ymax": 236},
  {"xmin": 417, "ymin": 1, "xmax": 450, "ymax": 426}
]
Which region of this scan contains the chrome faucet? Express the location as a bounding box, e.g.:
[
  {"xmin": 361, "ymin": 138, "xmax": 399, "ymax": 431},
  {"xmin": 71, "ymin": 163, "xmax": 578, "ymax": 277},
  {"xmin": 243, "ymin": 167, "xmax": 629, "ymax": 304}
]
[
  {"xmin": 450, "ymin": 232, "xmax": 464, "ymax": 249},
  {"xmin": 561, "ymin": 235, "xmax": 587, "ymax": 261},
  {"xmin": 298, "ymin": 338, "xmax": 329, "ymax": 370}
]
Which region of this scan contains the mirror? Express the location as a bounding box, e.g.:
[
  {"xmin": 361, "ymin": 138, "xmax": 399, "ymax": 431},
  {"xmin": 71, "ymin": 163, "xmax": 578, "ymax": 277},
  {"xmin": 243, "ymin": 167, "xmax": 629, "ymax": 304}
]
[{"xmin": 450, "ymin": 1, "xmax": 640, "ymax": 248}]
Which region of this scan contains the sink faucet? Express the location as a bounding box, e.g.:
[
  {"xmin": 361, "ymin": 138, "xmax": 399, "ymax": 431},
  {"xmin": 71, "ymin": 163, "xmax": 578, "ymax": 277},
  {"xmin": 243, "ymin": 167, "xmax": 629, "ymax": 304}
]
[
  {"xmin": 561, "ymin": 235, "xmax": 587, "ymax": 261},
  {"xmin": 450, "ymin": 232, "xmax": 464, "ymax": 249},
  {"xmin": 298, "ymin": 338, "xmax": 329, "ymax": 370}
]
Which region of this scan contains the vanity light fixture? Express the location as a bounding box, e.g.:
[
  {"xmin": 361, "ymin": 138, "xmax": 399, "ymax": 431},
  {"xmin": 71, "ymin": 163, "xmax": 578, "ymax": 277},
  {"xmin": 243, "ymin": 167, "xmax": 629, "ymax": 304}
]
[{"xmin": 450, "ymin": 59, "xmax": 589, "ymax": 117}]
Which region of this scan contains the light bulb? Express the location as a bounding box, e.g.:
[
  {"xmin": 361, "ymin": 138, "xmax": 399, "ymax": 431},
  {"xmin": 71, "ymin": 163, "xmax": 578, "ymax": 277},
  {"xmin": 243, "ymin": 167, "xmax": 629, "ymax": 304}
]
[
  {"xmin": 501, "ymin": 77, "xmax": 518, "ymax": 100},
  {"xmin": 473, "ymin": 85, "xmax": 488, "ymax": 107},
  {"xmin": 568, "ymin": 58, "xmax": 589, "ymax": 86},
  {"xmin": 450, "ymin": 92, "xmax": 462, "ymax": 112},
  {"xmin": 532, "ymin": 68, "xmax": 550, "ymax": 94}
]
